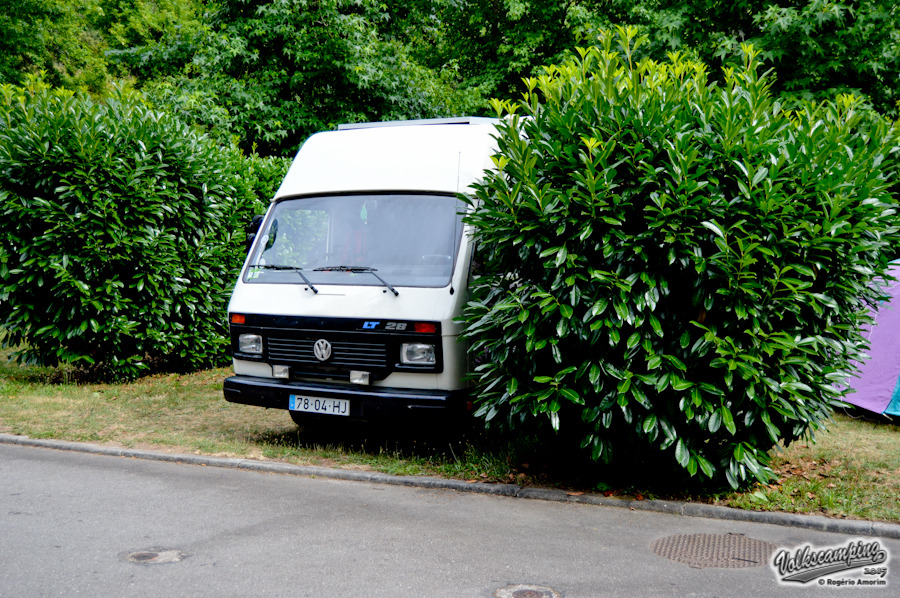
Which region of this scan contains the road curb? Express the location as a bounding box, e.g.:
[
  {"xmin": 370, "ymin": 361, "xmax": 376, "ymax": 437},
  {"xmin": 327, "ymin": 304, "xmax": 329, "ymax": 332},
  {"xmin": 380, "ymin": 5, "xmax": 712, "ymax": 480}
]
[{"xmin": 3, "ymin": 433, "xmax": 898, "ymax": 540}]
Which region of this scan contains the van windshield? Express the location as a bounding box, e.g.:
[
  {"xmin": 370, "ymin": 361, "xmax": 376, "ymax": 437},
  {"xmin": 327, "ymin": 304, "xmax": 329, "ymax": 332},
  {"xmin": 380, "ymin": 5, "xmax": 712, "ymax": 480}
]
[{"xmin": 245, "ymin": 194, "xmax": 466, "ymax": 288}]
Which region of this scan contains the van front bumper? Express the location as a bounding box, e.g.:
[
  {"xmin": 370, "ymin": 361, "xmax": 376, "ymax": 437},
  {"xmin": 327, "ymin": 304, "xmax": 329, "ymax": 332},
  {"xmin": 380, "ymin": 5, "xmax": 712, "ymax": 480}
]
[{"xmin": 223, "ymin": 375, "xmax": 468, "ymax": 419}]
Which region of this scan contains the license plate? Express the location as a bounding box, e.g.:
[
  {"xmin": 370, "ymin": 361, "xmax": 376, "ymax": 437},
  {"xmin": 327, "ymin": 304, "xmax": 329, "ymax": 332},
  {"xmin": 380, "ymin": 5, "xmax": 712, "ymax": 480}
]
[{"xmin": 289, "ymin": 395, "xmax": 350, "ymax": 416}]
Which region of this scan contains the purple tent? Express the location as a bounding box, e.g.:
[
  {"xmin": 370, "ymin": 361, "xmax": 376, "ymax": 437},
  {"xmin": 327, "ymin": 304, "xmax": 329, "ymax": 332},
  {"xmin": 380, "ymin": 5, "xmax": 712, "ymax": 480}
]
[{"xmin": 844, "ymin": 262, "xmax": 900, "ymax": 417}]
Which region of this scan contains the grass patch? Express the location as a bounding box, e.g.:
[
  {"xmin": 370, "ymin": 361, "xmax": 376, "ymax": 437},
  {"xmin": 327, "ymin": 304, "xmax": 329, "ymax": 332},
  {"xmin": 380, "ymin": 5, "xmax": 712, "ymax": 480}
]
[
  {"xmin": 717, "ymin": 412, "xmax": 900, "ymax": 522},
  {"xmin": 1, "ymin": 346, "xmax": 897, "ymax": 523},
  {"xmin": 0, "ymin": 341, "xmax": 518, "ymax": 480}
]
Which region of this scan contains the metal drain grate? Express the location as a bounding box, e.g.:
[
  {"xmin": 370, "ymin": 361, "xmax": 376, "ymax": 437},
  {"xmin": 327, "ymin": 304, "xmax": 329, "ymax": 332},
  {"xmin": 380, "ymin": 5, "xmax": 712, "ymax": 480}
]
[{"xmin": 650, "ymin": 533, "xmax": 777, "ymax": 569}]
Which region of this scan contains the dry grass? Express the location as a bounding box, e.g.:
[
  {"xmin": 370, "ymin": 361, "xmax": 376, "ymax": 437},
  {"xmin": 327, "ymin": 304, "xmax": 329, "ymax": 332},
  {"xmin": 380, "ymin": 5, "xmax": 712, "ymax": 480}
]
[
  {"xmin": 1, "ymin": 344, "xmax": 897, "ymax": 522},
  {"xmin": 719, "ymin": 411, "xmax": 900, "ymax": 522},
  {"xmin": 0, "ymin": 352, "xmax": 511, "ymax": 479},
  {"xmin": 0, "ymin": 367, "xmax": 290, "ymax": 457}
]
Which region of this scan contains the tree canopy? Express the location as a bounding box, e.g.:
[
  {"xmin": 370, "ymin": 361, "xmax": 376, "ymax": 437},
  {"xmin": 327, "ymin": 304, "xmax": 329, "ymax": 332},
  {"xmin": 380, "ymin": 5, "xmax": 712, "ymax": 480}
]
[
  {"xmin": 3, "ymin": 1, "xmax": 897, "ymax": 154},
  {"xmin": 131, "ymin": 0, "xmax": 484, "ymax": 155}
]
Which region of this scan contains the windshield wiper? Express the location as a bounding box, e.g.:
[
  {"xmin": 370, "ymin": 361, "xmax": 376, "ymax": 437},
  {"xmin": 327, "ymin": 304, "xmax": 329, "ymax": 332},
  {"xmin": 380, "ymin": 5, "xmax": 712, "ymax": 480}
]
[
  {"xmin": 313, "ymin": 265, "xmax": 399, "ymax": 296},
  {"xmin": 254, "ymin": 264, "xmax": 318, "ymax": 294}
]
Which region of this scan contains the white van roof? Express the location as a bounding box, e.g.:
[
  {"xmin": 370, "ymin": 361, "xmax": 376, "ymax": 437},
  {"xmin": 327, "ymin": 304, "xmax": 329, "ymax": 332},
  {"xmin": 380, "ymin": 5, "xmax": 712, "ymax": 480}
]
[{"xmin": 273, "ymin": 118, "xmax": 500, "ymax": 199}]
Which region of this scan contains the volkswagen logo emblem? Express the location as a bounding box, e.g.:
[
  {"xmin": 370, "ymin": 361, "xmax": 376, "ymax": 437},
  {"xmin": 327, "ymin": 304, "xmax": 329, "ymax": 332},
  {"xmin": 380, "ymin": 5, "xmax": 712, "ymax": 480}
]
[{"xmin": 313, "ymin": 339, "xmax": 332, "ymax": 362}]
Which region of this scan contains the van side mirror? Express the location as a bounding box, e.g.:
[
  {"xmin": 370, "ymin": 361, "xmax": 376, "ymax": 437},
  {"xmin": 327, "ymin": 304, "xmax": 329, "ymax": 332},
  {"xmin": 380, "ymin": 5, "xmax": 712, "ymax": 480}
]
[{"xmin": 245, "ymin": 214, "xmax": 265, "ymax": 252}]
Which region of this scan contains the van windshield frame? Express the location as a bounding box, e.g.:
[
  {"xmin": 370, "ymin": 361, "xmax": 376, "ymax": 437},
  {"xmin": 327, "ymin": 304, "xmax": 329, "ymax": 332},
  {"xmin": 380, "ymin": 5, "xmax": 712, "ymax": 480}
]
[{"xmin": 244, "ymin": 193, "xmax": 467, "ymax": 289}]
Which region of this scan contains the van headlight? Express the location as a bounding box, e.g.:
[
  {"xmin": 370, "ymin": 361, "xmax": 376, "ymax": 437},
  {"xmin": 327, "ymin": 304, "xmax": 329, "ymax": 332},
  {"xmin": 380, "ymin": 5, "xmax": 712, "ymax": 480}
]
[
  {"xmin": 239, "ymin": 334, "xmax": 263, "ymax": 354},
  {"xmin": 400, "ymin": 343, "xmax": 436, "ymax": 365}
]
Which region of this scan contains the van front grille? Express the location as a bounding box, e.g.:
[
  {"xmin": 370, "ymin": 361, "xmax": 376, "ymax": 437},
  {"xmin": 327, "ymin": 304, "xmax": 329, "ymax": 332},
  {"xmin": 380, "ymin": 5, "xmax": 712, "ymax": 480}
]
[{"xmin": 267, "ymin": 337, "xmax": 388, "ymax": 369}]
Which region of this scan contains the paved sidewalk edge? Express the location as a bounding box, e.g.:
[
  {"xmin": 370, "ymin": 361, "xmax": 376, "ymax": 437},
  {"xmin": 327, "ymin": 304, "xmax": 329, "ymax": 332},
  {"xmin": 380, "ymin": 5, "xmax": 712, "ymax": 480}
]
[{"xmin": 3, "ymin": 433, "xmax": 898, "ymax": 540}]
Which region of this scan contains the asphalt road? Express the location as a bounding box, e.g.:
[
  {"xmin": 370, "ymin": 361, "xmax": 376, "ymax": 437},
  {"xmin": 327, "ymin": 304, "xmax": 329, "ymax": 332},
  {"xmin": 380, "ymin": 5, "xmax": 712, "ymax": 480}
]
[{"xmin": 1, "ymin": 443, "xmax": 897, "ymax": 597}]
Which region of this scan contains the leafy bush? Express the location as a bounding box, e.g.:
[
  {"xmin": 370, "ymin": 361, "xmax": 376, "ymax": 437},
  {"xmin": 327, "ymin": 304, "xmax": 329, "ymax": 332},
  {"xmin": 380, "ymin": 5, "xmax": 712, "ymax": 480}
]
[
  {"xmin": 240, "ymin": 151, "xmax": 292, "ymax": 205},
  {"xmin": 0, "ymin": 77, "xmax": 283, "ymax": 380},
  {"xmin": 462, "ymin": 28, "xmax": 900, "ymax": 489}
]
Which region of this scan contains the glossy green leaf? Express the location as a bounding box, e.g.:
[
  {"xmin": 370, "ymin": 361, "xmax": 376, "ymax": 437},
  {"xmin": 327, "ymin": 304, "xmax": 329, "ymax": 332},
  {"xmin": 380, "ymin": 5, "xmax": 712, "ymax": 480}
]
[{"xmin": 675, "ymin": 439, "xmax": 690, "ymax": 467}]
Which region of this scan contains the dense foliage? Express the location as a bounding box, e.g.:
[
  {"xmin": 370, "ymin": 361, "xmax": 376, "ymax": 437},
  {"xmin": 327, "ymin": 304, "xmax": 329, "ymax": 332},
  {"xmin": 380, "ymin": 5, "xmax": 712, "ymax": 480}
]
[
  {"xmin": 633, "ymin": 0, "xmax": 900, "ymax": 115},
  {"xmin": 129, "ymin": 0, "xmax": 484, "ymax": 154},
  {"xmin": 6, "ymin": 2, "xmax": 897, "ymax": 154},
  {"xmin": 0, "ymin": 78, "xmax": 285, "ymax": 379},
  {"xmin": 462, "ymin": 28, "xmax": 900, "ymax": 488},
  {"xmin": 0, "ymin": 0, "xmax": 203, "ymax": 93},
  {"xmin": 360, "ymin": 1, "xmax": 900, "ymax": 120}
]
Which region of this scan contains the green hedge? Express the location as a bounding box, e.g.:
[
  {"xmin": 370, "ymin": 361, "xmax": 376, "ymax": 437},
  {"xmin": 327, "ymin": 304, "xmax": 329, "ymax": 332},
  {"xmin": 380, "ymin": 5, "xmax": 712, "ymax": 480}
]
[
  {"xmin": 462, "ymin": 28, "xmax": 900, "ymax": 488},
  {"xmin": 0, "ymin": 77, "xmax": 287, "ymax": 380}
]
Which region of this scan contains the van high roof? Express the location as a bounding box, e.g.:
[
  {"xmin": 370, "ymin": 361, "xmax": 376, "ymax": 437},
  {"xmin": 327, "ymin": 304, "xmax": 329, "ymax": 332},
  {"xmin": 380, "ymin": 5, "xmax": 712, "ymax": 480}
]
[
  {"xmin": 274, "ymin": 118, "xmax": 500, "ymax": 200},
  {"xmin": 336, "ymin": 117, "xmax": 499, "ymax": 130}
]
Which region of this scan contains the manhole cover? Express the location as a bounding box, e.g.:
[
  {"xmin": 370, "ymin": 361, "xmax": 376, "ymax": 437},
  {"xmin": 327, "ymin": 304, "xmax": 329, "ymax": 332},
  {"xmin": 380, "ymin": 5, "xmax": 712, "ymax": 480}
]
[
  {"xmin": 650, "ymin": 533, "xmax": 776, "ymax": 569},
  {"xmin": 494, "ymin": 584, "xmax": 561, "ymax": 598},
  {"xmin": 125, "ymin": 549, "xmax": 186, "ymax": 564}
]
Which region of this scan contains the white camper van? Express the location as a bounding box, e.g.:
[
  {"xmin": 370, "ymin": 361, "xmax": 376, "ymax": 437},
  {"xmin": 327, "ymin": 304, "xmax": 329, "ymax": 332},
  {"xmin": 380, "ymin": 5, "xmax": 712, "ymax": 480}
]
[{"xmin": 223, "ymin": 118, "xmax": 498, "ymax": 423}]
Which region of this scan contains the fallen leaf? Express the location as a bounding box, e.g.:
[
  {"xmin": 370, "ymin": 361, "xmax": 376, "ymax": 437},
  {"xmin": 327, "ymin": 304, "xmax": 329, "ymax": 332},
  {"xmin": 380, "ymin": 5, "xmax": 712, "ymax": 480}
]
[
  {"xmin": 566, "ymin": 491, "xmax": 584, "ymax": 496},
  {"xmin": 635, "ymin": 493, "xmax": 645, "ymax": 501},
  {"xmin": 466, "ymin": 479, "xmax": 478, "ymax": 484}
]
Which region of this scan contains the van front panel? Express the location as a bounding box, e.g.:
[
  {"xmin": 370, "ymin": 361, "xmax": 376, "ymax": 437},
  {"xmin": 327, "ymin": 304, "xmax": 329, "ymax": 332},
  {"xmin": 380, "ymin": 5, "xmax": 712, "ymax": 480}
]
[{"xmin": 230, "ymin": 314, "xmax": 444, "ymax": 383}]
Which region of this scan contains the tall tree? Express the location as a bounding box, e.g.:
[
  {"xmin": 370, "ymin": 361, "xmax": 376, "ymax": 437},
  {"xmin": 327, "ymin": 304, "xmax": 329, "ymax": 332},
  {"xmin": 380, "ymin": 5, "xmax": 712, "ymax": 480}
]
[
  {"xmin": 134, "ymin": 0, "xmax": 482, "ymax": 155},
  {"xmin": 405, "ymin": 1, "xmax": 899, "ymax": 116},
  {"xmin": 0, "ymin": 0, "xmax": 108, "ymax": 90},
  {"xmin": 0, "ymin": 0, "xmax": 204, "ymax": 92},
  {"xmin": 629, "ymin": 1, "xmax": 900, "ymax": 114},
  {"xmin": 421, "ymin": 1, "xmax": 619, "ymax": 102}
]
